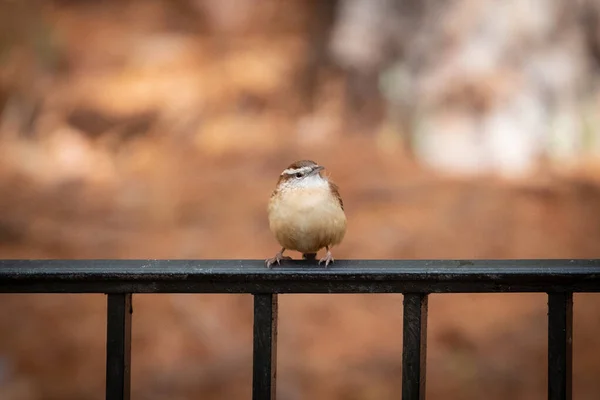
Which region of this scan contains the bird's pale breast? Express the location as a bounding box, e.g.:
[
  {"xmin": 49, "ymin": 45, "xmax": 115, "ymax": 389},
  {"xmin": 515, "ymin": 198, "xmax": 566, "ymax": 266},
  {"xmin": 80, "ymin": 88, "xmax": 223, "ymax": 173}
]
[{"xmin": 268, "ymin": 186, "xmax": 346, "ymax": 254}]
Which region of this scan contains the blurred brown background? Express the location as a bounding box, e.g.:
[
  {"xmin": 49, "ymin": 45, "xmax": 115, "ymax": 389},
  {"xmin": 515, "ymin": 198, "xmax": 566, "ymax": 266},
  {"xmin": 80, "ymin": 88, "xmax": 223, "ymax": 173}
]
[{"xmin": 0, "ymin": 0, "xmax": 600, "ymax": 399}]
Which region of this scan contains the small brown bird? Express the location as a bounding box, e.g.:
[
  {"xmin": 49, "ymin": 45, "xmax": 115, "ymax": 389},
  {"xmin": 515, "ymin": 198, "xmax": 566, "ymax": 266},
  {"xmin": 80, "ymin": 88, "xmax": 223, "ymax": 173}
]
[{"xmin": 266, "ymin": 160, "xmax": 347, "ymax": 268}]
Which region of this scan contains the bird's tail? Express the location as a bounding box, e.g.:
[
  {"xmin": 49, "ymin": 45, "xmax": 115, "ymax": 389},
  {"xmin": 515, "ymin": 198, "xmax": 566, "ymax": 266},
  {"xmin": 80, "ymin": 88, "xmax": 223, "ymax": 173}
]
[{"xmin": 302, "ymin": 253, "xmax": 317, "ymax": 261}]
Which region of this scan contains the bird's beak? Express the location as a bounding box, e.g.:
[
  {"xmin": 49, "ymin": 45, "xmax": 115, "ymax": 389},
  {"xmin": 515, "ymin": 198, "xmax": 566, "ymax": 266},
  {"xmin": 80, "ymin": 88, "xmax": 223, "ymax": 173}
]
[{"xmin": 313, "ymin": 165, "xmax": 325, "ymax": 174}]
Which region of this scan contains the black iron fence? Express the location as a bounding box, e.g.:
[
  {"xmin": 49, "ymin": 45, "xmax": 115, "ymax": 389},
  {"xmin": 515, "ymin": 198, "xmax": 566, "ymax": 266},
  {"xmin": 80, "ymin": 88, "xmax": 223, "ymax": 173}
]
[{"xmin": 1, "ymin": 259, "xmax": 600, "ymax": 400}]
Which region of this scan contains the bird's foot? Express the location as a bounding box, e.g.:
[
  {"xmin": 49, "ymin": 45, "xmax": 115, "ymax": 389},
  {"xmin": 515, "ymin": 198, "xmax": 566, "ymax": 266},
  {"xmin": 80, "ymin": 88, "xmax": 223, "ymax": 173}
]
[
  {"xmin": 318, "ymin": 249, "xmax": 334, "ymax": 268},
  {"xmin": 265, "ymin": 250, "xmax": 292, "ymax": 268}
]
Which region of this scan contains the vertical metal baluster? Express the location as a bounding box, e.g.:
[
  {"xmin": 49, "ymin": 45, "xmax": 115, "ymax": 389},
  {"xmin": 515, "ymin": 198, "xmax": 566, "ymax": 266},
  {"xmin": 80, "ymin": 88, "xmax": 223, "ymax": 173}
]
[
  {"xmin": 548, "ymin": 292, "xmax": 573, "ymax": 400},
  {"xmin": 253, "ymin": 294, "xmax": 278, "ymax": 400},
  {"xmin": 106, "ymin": 294, "xmax": 132, "ymax": 400},
  {"xmin": 402, "ymin": 293, "xmax": 428, "ymax": 400}
]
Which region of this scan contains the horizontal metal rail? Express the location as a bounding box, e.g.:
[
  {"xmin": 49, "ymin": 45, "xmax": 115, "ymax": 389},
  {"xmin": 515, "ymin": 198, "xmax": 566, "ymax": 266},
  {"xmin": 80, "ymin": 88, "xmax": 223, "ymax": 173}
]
[
  {"xmin": 0, "ymin": 259, "xmax": 599, "ymax": 293},
  {"xmin": 1, "ymin": 259, "xmax": 598, "ymax": 400}
]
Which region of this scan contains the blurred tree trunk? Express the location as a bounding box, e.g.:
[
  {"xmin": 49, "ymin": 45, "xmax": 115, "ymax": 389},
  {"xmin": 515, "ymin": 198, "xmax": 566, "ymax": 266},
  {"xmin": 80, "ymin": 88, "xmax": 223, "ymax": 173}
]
[
  {"xmin": 326, "ymin": 0, "xmax": 425, "ymax": 134},
  {"xmin": 0, "ymin": 0, "xmax": 64, "ymax": 139},
  {"xmin": 297, "ymin": 0, "xmax": 339, "ymax": 113}
]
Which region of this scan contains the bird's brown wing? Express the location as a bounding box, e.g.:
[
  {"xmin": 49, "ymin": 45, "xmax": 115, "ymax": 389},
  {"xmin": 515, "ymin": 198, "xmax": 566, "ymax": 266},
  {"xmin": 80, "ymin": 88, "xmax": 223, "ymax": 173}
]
[{"xmin": 329, "ymin": 181, "xmax": 344, "ymax": 211}]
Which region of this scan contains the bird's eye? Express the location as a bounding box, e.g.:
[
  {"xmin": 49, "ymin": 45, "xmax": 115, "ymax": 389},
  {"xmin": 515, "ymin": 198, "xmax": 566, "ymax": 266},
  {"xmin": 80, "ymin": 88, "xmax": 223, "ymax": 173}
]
[{"xmin": 295, "ymin": 172, "xmax": 303, "ymax": 178}]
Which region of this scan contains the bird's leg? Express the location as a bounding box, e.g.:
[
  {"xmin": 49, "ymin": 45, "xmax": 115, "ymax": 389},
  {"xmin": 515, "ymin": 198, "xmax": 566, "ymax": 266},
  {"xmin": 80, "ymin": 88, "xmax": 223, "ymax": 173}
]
[
  {"xmin": 318, "ymin": 246, "xmax": 334, "ymax": 267},
  {"xmin": 302, "ymin": 253, "xmax": 317, "ymax": 261},
  {"xmin": 265, "ymin": 247, "xmax": 292, "ymax": 268}
]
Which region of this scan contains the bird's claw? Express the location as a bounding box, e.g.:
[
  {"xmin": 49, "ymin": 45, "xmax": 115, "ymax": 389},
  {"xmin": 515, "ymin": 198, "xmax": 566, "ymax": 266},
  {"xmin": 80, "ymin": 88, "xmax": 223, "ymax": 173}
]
[
  {"xmin": 265, "ymin": 252, "xmax": 292, "ymax": 268},
  {"xmin": 318, "ymin": 250, "xmax": 334, "ymax": 268}
]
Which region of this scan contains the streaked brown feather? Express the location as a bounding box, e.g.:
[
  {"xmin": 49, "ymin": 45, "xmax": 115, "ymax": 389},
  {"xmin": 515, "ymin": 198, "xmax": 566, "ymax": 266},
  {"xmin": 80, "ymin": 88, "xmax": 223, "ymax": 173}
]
[
  {"xmin": 329, "ymin": 181, "xmax": 344, "ymax": 210},
  {"xmin": 286, "ymin": 160, "xmax": 318, "ymax": 170}
]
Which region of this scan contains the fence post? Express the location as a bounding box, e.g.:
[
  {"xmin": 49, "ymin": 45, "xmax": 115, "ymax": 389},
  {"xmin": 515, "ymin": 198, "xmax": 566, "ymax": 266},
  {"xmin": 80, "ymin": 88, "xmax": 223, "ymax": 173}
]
[
  {"xmin": 548, "ymin": 292, "xmax": 573, "ymax": 400},
  {"xmin": 253, "ymin": 294, "xmax": 278, "ymax": 400},
  {"xmin": 402, "ymin": 293, "xmax": 428, "ymax": 400},
  {"xmin": 106, "ymin": 294, "xmax": 132, "ymax": 400}
]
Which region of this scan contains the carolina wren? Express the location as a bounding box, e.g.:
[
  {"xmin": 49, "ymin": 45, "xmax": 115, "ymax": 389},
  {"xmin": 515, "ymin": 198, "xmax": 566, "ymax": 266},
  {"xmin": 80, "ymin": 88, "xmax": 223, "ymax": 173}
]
[{"xmin": 265, "ymin": 160, "xmax": 347, "ymax": 268}]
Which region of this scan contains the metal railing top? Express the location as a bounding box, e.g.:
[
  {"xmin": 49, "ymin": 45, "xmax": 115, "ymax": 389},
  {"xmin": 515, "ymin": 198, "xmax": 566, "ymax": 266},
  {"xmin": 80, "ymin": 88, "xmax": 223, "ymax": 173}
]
[{"xmin": 0, "ymin": 259, "xmax": 599, "ymax": 293}]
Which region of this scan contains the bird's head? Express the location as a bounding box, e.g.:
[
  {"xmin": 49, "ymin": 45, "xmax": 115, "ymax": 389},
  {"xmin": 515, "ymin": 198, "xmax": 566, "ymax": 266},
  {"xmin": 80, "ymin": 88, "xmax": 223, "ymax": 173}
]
[{"xmin": 275, "ymin": 160, "xmax": 327, "ymax": 191}]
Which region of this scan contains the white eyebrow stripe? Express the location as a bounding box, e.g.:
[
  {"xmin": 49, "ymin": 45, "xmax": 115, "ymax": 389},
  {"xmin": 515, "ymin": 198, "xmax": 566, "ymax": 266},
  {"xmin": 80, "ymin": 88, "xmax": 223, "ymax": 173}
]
[{"xmin": 281, "ymin": 166, "xmax": 314, "ymax": 176}]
